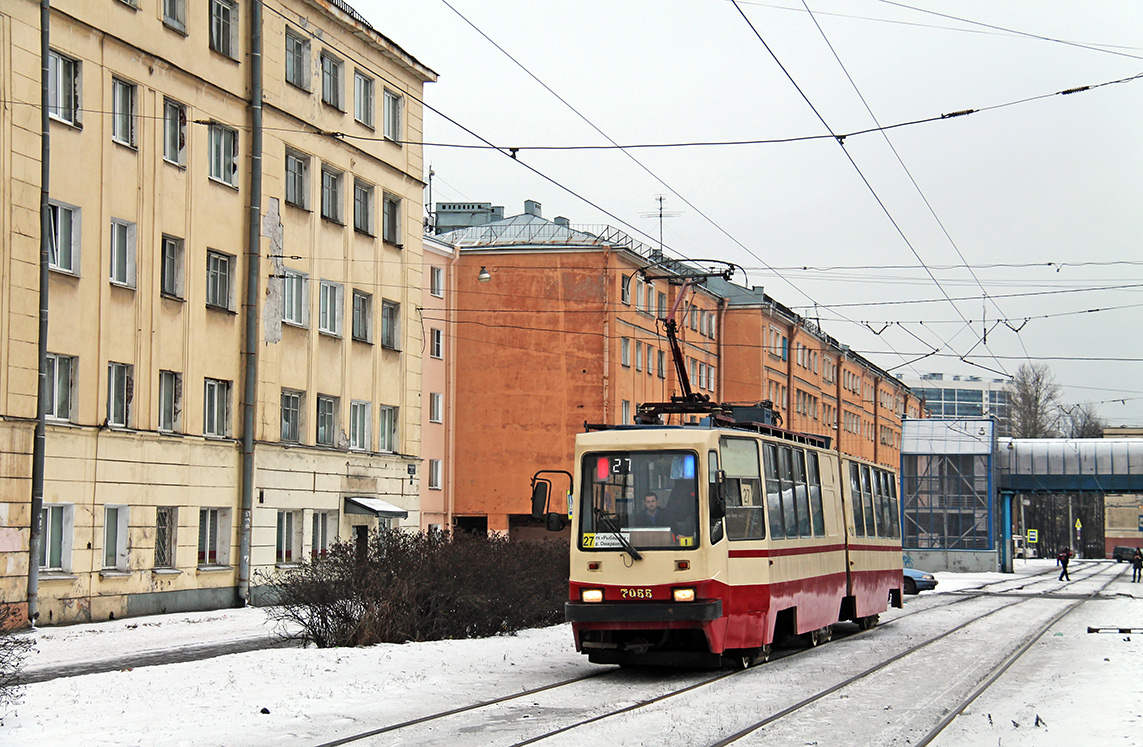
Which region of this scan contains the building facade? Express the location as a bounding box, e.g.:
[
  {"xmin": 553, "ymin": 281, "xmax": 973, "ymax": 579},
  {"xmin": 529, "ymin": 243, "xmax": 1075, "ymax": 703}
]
[
  {"xmin": 433, "ymin": 202, "xmax": 920, "ymax": 538},
  {"xmin": 902, "ymin": 372, "xmax": 1012, "ymax": 436},
  {"xmin": 1, "ymin": 0, "xmax": 434, "ymax": 624}
]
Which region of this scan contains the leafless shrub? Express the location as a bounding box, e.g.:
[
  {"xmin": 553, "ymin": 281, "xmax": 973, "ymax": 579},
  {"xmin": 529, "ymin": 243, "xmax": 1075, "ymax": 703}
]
[
  {"xmin": 261, "ymin": 529, "xmax": 568, "ymax": 648},
  {"xmin": 0, "ymin": 604, "xmax": 34, "ymax": 716}
]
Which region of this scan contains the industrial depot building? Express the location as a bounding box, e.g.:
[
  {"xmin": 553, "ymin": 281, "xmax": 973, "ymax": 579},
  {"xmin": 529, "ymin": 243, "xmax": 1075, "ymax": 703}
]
[{"xmin": 1, "ymin": 0, "xmax": 921, "ymax": 626}]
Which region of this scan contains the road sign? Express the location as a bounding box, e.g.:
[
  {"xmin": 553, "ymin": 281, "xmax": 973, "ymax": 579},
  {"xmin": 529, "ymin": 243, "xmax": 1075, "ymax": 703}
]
[
  {"xmin": 1138, "ymin": 514, "xmax": 1143, "ymax": 532},
  {"xmin": 1075, "ymin": 518, "xmax": 1082, "ymax": 530},
  {"xmin": 1027, "ymin": 529, "xmax": 1038, "ymax": 543}
]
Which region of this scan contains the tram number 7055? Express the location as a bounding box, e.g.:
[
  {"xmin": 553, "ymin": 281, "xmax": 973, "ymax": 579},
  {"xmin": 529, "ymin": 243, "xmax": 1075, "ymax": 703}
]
[{"xmin": 620, "ymin": 587, "xmax": 653, "ymax": 600}]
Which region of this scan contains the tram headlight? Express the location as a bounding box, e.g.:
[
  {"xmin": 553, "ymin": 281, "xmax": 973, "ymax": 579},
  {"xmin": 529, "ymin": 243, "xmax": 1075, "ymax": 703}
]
[
  {"xmin": 672, "ymin": 587, "xmax": 696, "ymax": 603},
  {"xmin": 581, "ymin": 588, "xmax": 604, "ymax": 603}
]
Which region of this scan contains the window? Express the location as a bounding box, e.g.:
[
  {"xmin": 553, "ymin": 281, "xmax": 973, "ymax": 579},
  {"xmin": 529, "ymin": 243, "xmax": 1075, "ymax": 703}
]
[
  {"xmin": 111, "ymin": 78, "xmax": 136, "ymax": 146},
  {"xmin": 316, "ymin": 395, "xmax": 337, "ymax": 446},
  {"xmin": 163, "ymin": 98, "xmax": 186, "ymax": 165},
  {"xmin": 103, "ymin": 505, "xmax": 128, "ymax": 570},
  {"xmin": 48, "ymin": 201, "xmax": 79, "ymax": 273},
  {"xmin": 635, "ymin": 341, "xmax": 643, "ymax": 372},
  {"xmin": 110, "ymin": 219, "xmax": 136, "ymax": 287},
  {"xmin": 378, "ymin": 405, "xmax": 398, "ymax": 452},
  {"xmin": 198, "ymin": 507, "xmax": 229, "ymax": 565},
  {"xmin": 155, "ymin": 507, "xmax": 177, "ymax": 568},
  {"xmin": 621, "ymin": 338, "xmax": 631, "ymax": 367},
  {"xmin": 352, "ymin": 290, "xmax": 372, "ymax": 342},
  {"xmin": 381, "ymin": 300, "xmax": 400, "ymax": 349},
  {"xmin": 321, "ymin": 166, "xmax": 342, "ymax": 223},
  {"xmin": 162, "ymin": 0, "xmax": 186, "ymax": 32},
  {"xmin": 159, "ymin": 370, "xmax": 181, "ymax": 432},
  {"xmin": 657, "ymin": 291, "xmax": 666, "ymax": 320},
  {"xmin": 621, "ymin": 274, "xmax": 631, "ymax": 305},
  {"xmin": 635, "ymin": 279, "xmax": 644, "ymax": 311},
  {"xmin": 48, "ymin": 50, "xmax": 80, "ymax": 125},
  {"xmin": 321, "ymin": 52, "xmax": 343, "ymax": 109},
  {"xmin": 281, "ymin": 390, "xmax": 302, "ymax": 442},
  {"xmin": 282, "ymin": 270, "xmax": 308, "ymax": 326},
  {"xmin": 349, "ymin": 401, "xmax": 370, "ymax": 450},
  {"xmin": 206, "ymin": 250, "xmax": 233, "ymax": 310},
  {"xmin": 353, "ymin": 180, "xmax": 374, "ymax": 234},
  {"xmin": 46, "ymin": 353, "xmax": 75, "ymax": 421},
  {"xmin": 203, "ymin": 378, "xmax": 231, "ymax": 437},
  {"xmin": 209, "ymin": 0, "xmax": 238, "ymax": 58},
  {"xmin": 382, "ymin": 193, "xmax": 401, "ymax": 244},
  {"xmin": 318, "ymin": 281, "xmax": 343, "ymax": 336},
  {"xmin": 621, "ymin": 400, "xmax": 631, "ymax": 424},
  {"xmin": 430, "ymin": 328, "xmax": 443, "ymax": 359},
  {"xmin": 383, "ymin": 89, "xmax": 402, "ymax": 140},
  {"xmin": 430, "ymin": 266, "xmax": 444, "ymax": 297},
  {"xmin": 284, "ymin": 29, "xmax": 309, "ymax": 89},
  {"xmin": 311, "ymin": 512, "xmax": 331, "ymax": 557},
  {"xmin": 658, "ymin": 350, "xmax": 666, "ymax": 379},
  {"xmin": 429, "ymin": 392, "xmax": 443, "ymax": 423},
  {"xmin": 429, "ymin": 459, "xmax": 442, "ymax": 490},
  {"xmin": 38, "ymin": 504, "xmax": 71, "ymax": 571},
  {"xmin": 209, "ymin": 124, "xmax": 238, "ymax": 186},
  {"xmin": 354, "ymin": 71, "xmax": 374, "ymax": 127},
  {"xmin": 161, "ymin": 235, "xmax": 183, "ymax": 298},
  {"xmin": 276, "ymin": 510, "xmax": 300, "ymax": 563},
  {"xmin": 107, "ymin": 362, "xmax": 133, "ymax": 427},
  {"xmin": 285, "ymin": 151, "xmax": 309, "ymax": 208}
]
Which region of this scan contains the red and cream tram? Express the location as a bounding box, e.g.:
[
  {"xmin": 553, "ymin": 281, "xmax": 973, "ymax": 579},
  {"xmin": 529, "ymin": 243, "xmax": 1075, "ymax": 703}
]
[{"xmin": 535, "ymin": 414, "xmax": 903, "ymax": 668}]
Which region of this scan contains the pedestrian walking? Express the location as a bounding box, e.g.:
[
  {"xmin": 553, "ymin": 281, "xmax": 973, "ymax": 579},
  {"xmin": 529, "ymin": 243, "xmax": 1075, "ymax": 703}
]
[
  {"xmin": 1057, "ymin": 548, "xmax": 1072, "ymax": 581},
  {"xmin": 1131, "ymin": 549, "xmax": 1142, "ymax": 583}
]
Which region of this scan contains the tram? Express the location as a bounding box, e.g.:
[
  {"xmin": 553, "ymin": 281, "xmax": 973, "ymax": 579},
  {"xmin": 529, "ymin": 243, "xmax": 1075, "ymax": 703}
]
[{"xmin": 531, "ymin": 275, "xmax": 903, "ymax": 668}]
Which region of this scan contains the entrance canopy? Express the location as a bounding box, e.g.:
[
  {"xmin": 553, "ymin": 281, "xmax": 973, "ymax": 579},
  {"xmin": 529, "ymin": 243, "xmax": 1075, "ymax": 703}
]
[{"xmin": 344, "ymin": 496, "xmax": 408, "ymax": 518}]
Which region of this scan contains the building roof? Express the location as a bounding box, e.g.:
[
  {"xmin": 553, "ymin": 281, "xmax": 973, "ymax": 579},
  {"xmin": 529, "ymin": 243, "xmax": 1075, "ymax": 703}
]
[{"xmin": 437, "ymin": 214, "xmax": 611, "ymax": 248}]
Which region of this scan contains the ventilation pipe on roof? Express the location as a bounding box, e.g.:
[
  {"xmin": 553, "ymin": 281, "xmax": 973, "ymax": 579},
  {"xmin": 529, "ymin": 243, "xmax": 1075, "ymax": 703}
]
[
  {"xmin": 554, "ymin": 216, "xmax": 569, "ymax": 227},
  {"xmin": 524, "ymin": 200, "xmax": 542, "ymax": 217}
]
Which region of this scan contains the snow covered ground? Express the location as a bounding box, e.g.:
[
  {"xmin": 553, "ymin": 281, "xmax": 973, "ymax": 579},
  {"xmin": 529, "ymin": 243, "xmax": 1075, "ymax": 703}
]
[{"xmin": 2, "ymin": 559, "xmax": 1140, "ymax": 745}]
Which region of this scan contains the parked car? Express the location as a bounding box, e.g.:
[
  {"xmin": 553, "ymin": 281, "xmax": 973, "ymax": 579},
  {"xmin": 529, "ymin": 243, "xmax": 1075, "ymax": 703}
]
[
  {"xmin": 1112, "ymin": 546, "xmax": 1139, "ymax": 562},
  {"xmin": 903, "ymin": 567, "xmax": 938, "ymax": 594}
]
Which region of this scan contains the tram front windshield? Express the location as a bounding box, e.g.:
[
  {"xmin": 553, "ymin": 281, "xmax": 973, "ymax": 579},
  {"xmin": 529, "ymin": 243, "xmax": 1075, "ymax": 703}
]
[{"xmin": 579, "ymin": 450, "xmax": 700, "ymax": 551}]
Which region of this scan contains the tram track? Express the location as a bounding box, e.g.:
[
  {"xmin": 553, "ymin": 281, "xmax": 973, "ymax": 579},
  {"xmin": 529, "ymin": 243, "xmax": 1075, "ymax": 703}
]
[{"xmin": 310, "ymin": 563, "xmax": 1125, "ymax": 746}]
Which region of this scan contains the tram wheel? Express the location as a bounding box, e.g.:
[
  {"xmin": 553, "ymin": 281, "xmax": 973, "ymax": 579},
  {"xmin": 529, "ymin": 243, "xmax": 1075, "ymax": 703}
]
[
  {"xmin": 806, "ymin": 626, "xmax": 833, "ymax": 647},
  {"xmin": 858, "ymin": 614, "xmax": 880, "ymax": 631}
]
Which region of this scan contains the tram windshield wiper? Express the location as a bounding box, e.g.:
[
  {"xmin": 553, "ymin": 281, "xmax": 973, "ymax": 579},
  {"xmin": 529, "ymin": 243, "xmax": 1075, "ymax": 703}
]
[{"xmin": 593, "ymin": 507, "xmax": 643, "ymax": 561}]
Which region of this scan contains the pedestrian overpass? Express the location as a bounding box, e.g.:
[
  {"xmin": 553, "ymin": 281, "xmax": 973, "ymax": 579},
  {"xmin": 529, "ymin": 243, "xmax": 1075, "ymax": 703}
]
[
  {"xmin": 996, "ymin": 437, "xmax": 1143, "ymax": 571},
  {"xmin": 901, "ymin": 419, "xmax": 1143, "ymax": 573}
]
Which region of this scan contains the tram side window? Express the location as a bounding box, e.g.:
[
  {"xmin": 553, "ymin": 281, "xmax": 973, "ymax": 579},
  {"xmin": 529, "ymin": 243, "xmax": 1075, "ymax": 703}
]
[
  {"xmin": 764, "ymin": 443, "xmax": 784, "ymax": 539},
  {"xmin": 875, "ymin": 470, "xmax": 893, "ymax": 539},
  {"xmin": 720, "ymin": 438, "xmax": 765, "ymax": 541},
  {"xmin": 860, "ymin": 465, "xmax": 877, "ymax": 537},
  {"xmin": 882, "ymin": 470, "xmax": 901, "ymax": 539},
  {"xmin": 889, "ymin": 472, "xmax": 901, "ymax": 539},
  {"xmin": 849, "ymin": 463, "xmax": 864, "ymax": 537},
  {"xmin": 709, "ymin": 450, "xmax": 724, "ymax": 544},
  {"xmin": 807, "ymin": 452, "xmax": 825, "ymax": 536},
  {"xmin": 792, "ymin": 449, "xmax": 812, "ymax": 537},
  {"xmin": 779, "ymin": 446, "xmax": 798, "ymax": 538},
  {"xmin": 870, "ymin": 468, "xmax": 885, "ymax": 538}
]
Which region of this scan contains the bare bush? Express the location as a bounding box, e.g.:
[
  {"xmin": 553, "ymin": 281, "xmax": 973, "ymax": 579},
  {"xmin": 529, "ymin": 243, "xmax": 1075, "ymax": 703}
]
[
  {"xmin": 0, "ymin": 604, "xmax": 34, "ymax": 717},
  {"xmin": 261, "ymin": 529, "xmax": 568, "ymax": 648}
]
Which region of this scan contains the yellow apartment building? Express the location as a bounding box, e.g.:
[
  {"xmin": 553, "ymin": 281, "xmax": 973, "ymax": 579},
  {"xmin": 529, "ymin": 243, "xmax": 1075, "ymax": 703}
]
[{"xmin": 0, "ymin": 0, "xmax": 434, "ymax": 624}]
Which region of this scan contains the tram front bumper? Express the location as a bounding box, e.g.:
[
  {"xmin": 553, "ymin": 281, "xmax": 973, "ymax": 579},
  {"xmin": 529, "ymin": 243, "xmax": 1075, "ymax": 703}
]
[{"xmin": 565, "ymin": 599, "xmax": 722, "ymax": 623}]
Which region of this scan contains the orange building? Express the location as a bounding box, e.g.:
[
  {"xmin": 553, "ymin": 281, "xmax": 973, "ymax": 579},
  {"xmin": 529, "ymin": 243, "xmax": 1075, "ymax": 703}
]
[{"xmin": 434, "ymin": 202, "xmax": 920, "ymax": 538}]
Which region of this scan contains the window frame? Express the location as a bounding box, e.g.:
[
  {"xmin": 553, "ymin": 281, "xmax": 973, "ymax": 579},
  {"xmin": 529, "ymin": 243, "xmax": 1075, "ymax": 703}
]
[
  {"xmin": 281, "ymin": 389, "xmax": 303, "ymax": 443},
  {"xmin": 378, "ymin": 405, "xmax": 398, "ymax": 452},
  {"xmin": 163, "ymin": 98, "xmax": 186, "ymax": 166},
  {"xmin": 351, "ymin": 289, "xmax": 372, "ymax": 343},
  {"xmin": 48, "ymin": 50, "xmax": 81, "ymax": 126},
  {"xmin": 318, "ymin": 280, "xmax": 343, "ymax": 337},
  {"xmin": 38, "ymin": 503, "xmax": 73, "ymax": 571},
  {"xmin": 320, "ymin": 165, "xmax": 343, "ymax": 223},
  {"xmin": 208, "ymin": 123, "xmax": 238, "ymax": 187},
  {"xmin": 107, "ymin": 361, "xmax": 133, "ymax": 428},
  {"xmin": 429, "ymin": 459, "xmax": 442, "ymax": 490},
  {"xmin": 353, "ymin": 179, "xmax": 374, "ymax": 235},
  {"xmin": 276, "ymin": 510, "xmax": 301, "ymax": 564},
  {"xmin": 354, "ymin": 70, "xmax": 375, "ymax": 127},
  {"xmin": 311, "ymin": 511, "xmax": 331, "ymax": 557},
  {"xmin": 320, "ymin": 51, "xmax": 344, "ymax": 110},
  {"xmin": 316, "ymin": 395, "xmax": 337, "ymax": 447},
  {"xmin": 429, "ymin": 266, "xmax": 444, "ymax": 298},
  {"xmin": 284, "ymin": 28, "xmax": 310, "ymax": 90},
  {"xmin": 111, "ymin": 77, "xmax": 136, "ymax": 147},
  {"xmin": 48, "ymin": 200, "xmax": 80, "ymax": 274},
  {"xmin": 429, "ymin": 392, "xmax": 443, "ymax": 424},
  {"xmin": 284, "ymin": 150, "xmax": 309, "ymax": 209},
  {"xmin": 158, "ymin": 369, "xmax": 182, "ymax": 433},
  {"xmin": 103, "ymin": 504, "xmax": 129, "ymax": 571},
  {"xmin": 161, "ymin": 234, "xmax": 184, "ymax": 299},
  {"xmin": 382, "ymin": 193, "xmax": 401, "ymax": 244},
  {"xmin": 209, "ymin": 0, "xmax": 238, "ymax": 59},
  {"xmin": 197, "ymin": 506, "xmax": 230, "ymax": 566},
  {"xmin": 162, "ymin": 0, "xmax": 187, "ymax": 33},
  {"xmin": 203, "ymin": 378, "xmax": 231, "ymax": 438},
  {"xmin": 383, "ymin": 89, "xmax": 402, "ymax": 141},
  {"xmin": 206, "ymin": 250, "xmax": 234, "ymax": 311},
  {"xmin": 430, "ymin": 328, "xmax": 443, "ymax": 359},
  {"xmin": 282, "ymin": 269, "xmax": 308, "ymax": 326},
  {"xmin": 154, "ymin": 506, "xmax": 178, "ymax": 568},
  {"xmin": 46, "ymin": 352, "xmax": 75, "ymax": 421},
  {"xmin": 109, "ymin": 219, "xmax": 136, "ymax": 288},
  {"xmin": 349, "ymin": 400, "xmax": 371, "ymax": 451},
  {"xmin": 380, "ymin": 300, "xmax": 400, "ymax": 350}
]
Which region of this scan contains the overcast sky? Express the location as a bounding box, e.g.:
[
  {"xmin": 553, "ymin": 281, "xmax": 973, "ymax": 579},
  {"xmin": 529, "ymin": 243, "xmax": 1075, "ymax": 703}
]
[{"xmin": 352, "ymin": 0, "xmax": 1143, "ymax": 425}]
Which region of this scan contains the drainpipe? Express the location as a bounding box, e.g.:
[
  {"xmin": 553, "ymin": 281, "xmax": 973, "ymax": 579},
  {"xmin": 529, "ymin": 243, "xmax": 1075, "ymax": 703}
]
[
  {"xmin": 27, "ymin": 0, "xmax": 52, "ymax": 624},
  {"xmin": 238, "ymin": 0, "xmax": 264, "ymax": 604}
]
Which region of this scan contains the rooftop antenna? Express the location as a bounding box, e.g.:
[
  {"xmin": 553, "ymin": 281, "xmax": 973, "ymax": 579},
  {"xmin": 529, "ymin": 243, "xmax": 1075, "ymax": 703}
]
[
  {"xmin": 639, "ymin": 195, "xmax": 681, "ymax": 257},
  {"xmin": 424, "ymin": 165, "xmax": 435, "ymax": 232}
]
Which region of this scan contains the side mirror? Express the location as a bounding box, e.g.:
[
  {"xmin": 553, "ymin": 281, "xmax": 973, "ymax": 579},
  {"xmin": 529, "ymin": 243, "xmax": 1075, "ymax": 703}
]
[
  {"xmin": 531, "ymin": 479, "xmax": 551, "ymax": 520},
  {"xmin": 545, "ymin": 512, "xmax": 565, "ymax": 531},
  {"xmin": 710, "ymin": 470, "xmax": 727, "ymax": 520}
]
